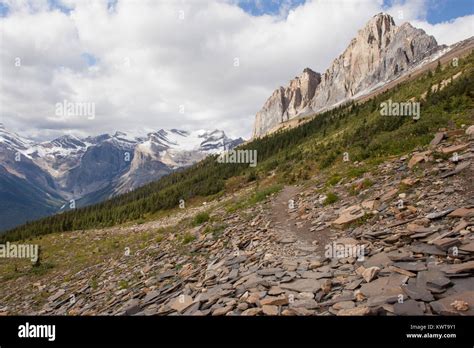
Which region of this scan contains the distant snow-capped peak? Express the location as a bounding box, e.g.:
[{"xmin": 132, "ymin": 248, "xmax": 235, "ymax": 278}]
[
  {"xmin": 0, "ymin": 123, "xmax": 34, "ymax": 152},
  {"xmin": 0, "ymin": 124, "xmax": 242, "ymax": 158},
  {"xmin": 141, "ymin": 128, "xmax": 236, "ymax": 153}
]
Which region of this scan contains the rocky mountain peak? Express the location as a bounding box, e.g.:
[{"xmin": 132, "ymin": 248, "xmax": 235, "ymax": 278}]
[
  {"xmin": 253, "ymin": 13, "xmax": 443, "ymax": 138},
  {"xmin": 0, "ymin": 123, "xmax": 32, "ymax": 151},
  {"xmin": 49, "ymin": 134, "xmax": 86, "ymax": 149},
  {"xmin": 368, "ymin": 12, "xmax": 395, "ymax": 27},
  {"xmin": 253, "ymin": 68, "xmax": 321, "ymax": 137},
  {"xmin": 199, "ymin": 129, "xmax": 224, "ymax": 140},
  {"xmin": 170, "ymin": 129, "xmax": 188, "ymax": 136},
  {"xmin": 356, "ymin": 12, "xmax": 396, "ymax": 50},
  {"xmin": 289, "ymin": 68, "xmax": 320, "ymax": 94}
]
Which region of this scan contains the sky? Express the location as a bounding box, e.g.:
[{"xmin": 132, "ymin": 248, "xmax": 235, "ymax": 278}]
[{"xmin": 0, "ymin": 0, "xmax": 473, "ymax": 141}]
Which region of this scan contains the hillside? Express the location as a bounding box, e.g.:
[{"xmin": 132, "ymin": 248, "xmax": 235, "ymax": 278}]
[
  {"xmin": 2, "ymin": 50, "xmax": 473, "ymax": 242},
  {"xmin": 0, "ymin": 51, "xmax": 473, "ymax": 316}
]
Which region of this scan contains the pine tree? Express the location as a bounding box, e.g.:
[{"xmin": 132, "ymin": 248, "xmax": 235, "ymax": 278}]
[{"xmin": 435, "ymin": 60, "xmax": 442, "ymax": 74}]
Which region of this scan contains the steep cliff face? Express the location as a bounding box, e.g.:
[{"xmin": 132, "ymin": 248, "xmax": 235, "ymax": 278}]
[
  {"xmin": 311, "ymin": 13, "xmax": 439, "ymax": 112},
  {"xmin": 0, "ymin": 124, "xmax": 64, "ymax": 231},
  {"xmin": 253, "ymin": 68, "xmax": 321, "ymax": 137},
  {"xmin": 253, "ymin": 13, "xmax": 442, "ymax": 137}
]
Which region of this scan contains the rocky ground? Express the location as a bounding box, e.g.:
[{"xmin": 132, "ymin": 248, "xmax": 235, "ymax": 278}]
[{"xmin": 0, "ymin": 127, "xmax": 473, "ymax": 316}]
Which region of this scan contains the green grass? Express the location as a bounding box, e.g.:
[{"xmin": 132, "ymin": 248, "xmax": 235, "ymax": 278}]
[
  {"xmin": 90, "ymin": 278, "xmax": 99, "ymax": 290},
  {"xmin": 350, "ymin": 213, "xmax": 375, "ymax": 227},
  {"xmin": 246, "ymin": 170, "xmax": 258, "ymax": 182},
  {"xmin": 323, "ymin": 192, "xmax": 339, "ymax": 205},
  {"xmin": 361, "ymin": 178, "xmax": 374, "ymax": 188},
  {"xmin": 248, "ymin": 184, "xmax": 283, "ymax": 205},
  {"xmin": 1, "ymin": 262, "xmax": 55, "ymax": 281},
  {"xmin": 118, "ymin": 280, "xmax": 129, "ymax": 289},
  {"xmin": 29, "ymin": 262, "xmax": 55, "ymax": 276},
  {"xmin": 193, "ymin": 212, "xmax": 210, "ymax": 226},
  {"xmin": 181, "ymin": 232, "xmax": 196, "ymax": 245},
  {"xmin": 226, "ymin": 184, "xmax": 283, "ymax": 213},
  {"xmin": 326, "ymin": 174, "xmax": 342, "ymax": 187},
  {"xmin": 346, "ymin": 167, "xmax": 369, "ymax": 179},
  {"xmin": 432, "ymin": 151, "xmax": 451, "ymax": 161}
]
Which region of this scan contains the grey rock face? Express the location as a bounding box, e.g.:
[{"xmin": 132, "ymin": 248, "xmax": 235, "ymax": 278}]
[
  {"xmin": 253, "ymin": 13, "xmax": 442, "ymax": 137},
  {"xmin": 253, "ymin": 68, "xmax": 321, "ymax": 138},
  {"xmin": 0, "ymin": 126, "xmax": 64, "ymax": 231},
  {"xmin": 64, "ymin": 141, "xmax": 133, "ymax": 197}
]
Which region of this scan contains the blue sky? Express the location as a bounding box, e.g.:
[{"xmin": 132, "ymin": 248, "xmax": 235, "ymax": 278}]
[
  {"xmin": 237, "ymin": 0, "xmax": 306, "ymax": 16},
  {"xmin": 1, "ymin": 0, "xmax": 473, "ymax": 22},
  {"xmin": 0, "ymin": 2, "xmax": 8, "ymax": 16},
  {"xmin": 383, "ymin": 0, "xmax": 474, "ymax": 23},
  {"xmin": 0, "ymin": 0, "xmax": 118, "ymax": 16},
  {"xmin": 236, "ymin": 0, "xmax": 474, "ymax": 23}
]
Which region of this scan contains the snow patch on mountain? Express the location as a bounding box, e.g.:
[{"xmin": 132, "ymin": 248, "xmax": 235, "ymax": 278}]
[{"xmin": 0, "ymin": 124, "xmax": 244, "ymax": 199}]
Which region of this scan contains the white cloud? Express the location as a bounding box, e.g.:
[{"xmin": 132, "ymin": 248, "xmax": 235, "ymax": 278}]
[
  {"xmin": 383, "ymin": 0, "xmax": 474, "ymax": 45},
  {"xmin": 412, "ymin": 15, "xmax": 474, "ymax": 45},
  {"xmin": 0, "ymin": 0, "xmax": 472, "ymax": 141}
]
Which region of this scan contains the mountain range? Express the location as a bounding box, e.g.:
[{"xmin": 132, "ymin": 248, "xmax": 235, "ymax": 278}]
[
  {"xmin": 253, "ymin": 12, "xmax": 450, "ymax": 137},
  {"xmin": 0, "ymin": 124, "xmax": 243, "ymax": 231}
]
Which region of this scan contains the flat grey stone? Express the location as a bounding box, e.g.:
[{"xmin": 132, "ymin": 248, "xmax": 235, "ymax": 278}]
[
  {"xmin": 364, "ymin": 253, "xmax": 393, "ymax": 268},
  {"xmin": 393, "ymin": 262, "xmax": 427, "ymax": 272},
  {"xmin": 280, "ymin": 279, "xmax": 321, "ymax": 293},
  {"xmin": 426, "ymin": 208, "xmax": 455, "ymax": 219},
  {"xmin": 403, "ymin": 278, "xmax": 434, "ymax": 301},
  {"xmin": 359, "ymin": 274, "xmax": 407, "ymax": 297},
  {"xmin": 394, "ymin": 300, "xmax": 425, "ymax": 315}
]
